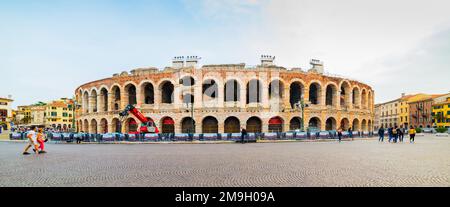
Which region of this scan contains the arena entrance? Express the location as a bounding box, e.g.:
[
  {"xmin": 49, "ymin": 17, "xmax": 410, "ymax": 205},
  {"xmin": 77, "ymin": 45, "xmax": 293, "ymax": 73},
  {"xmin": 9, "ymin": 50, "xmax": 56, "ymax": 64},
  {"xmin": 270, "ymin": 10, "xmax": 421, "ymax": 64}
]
[
  {"xmin": 181, "ymin": 117, "xmax": 195, "ymax": 133},
  {"xmin": 224, "ymin": 117, "xmax": 240, "ymax": 133},
  {"xmin": 246, "ymin": 117, "xmax": 262, "ymax": 133},
  {"xmin": 161, "ymin": 117, "xmax": 175, "ymax": 133},
  {"xmin": 202, "ymin": 116, "xmax": 218, "ymax": 133},
  {"xmin": 268, "ymin": 117, "xmax": 283, "ymax": 132}
]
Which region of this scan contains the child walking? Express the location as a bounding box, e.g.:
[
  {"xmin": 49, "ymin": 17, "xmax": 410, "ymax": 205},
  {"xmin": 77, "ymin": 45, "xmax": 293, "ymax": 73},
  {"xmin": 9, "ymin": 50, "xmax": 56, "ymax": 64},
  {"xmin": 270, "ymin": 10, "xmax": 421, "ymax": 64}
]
[{"xmin": 36, "ymin": 128, "xmax": 47, "ymax": 153}]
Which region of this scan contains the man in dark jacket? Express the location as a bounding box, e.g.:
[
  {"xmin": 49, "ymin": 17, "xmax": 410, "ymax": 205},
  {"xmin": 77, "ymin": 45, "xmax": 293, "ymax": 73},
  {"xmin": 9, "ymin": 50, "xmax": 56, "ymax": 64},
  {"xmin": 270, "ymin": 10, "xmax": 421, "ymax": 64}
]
[
  {"xmin": 378, "ymin": 127, "xmax": 385, "ymax": 142},
  {"xmin": 388, "ymin": 127, "xmax": 393, "ymax": 142},
  {"xmin": 397, "ymin": 126, "xmax": 404, "ymax": 142},
  {"xmin": 241, "ymin": 128, "xmax": 247, "ymax": 144}
]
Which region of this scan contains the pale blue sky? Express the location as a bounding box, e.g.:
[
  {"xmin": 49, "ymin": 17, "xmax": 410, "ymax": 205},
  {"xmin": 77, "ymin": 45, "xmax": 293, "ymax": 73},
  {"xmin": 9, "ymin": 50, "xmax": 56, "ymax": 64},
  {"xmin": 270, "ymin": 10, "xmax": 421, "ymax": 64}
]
[{"xmin": 1, "ymin": 0, "xmax": 450, "ymax": 108}]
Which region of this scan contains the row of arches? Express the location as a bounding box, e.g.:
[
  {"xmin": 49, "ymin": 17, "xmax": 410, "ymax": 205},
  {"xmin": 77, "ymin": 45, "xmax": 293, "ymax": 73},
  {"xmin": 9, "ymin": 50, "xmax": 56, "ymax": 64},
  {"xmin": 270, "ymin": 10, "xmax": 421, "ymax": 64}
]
[
  {"xmin": 77, "ymin": 116, "xmax": 373, "ymax": 134},
  {"xmin": 77, "ymin": 78, "xmax": 374, "ymax": 113}
]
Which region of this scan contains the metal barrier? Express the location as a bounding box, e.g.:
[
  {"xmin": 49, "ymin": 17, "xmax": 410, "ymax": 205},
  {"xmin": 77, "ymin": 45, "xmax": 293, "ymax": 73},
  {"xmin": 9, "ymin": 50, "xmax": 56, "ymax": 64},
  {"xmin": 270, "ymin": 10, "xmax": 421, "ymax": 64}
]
[{"xmin": 46, "ymin": 130, "xmax": 376, "ymax": 143}]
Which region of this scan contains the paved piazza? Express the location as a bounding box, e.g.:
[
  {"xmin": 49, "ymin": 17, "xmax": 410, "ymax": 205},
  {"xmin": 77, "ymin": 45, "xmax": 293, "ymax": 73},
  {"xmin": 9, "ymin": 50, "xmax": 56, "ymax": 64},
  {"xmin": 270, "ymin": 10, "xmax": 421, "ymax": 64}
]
[{"xmin": 0, "ymin": 136, "xmax": 449, "ymax": 187}]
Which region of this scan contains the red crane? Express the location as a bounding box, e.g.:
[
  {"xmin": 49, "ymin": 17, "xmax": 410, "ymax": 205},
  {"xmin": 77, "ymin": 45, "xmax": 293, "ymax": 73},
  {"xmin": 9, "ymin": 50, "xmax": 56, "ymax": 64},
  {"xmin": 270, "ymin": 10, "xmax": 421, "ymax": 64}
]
[{"xmin": 119, "ymin": 104, "xmax": 159, "ymax": 134}]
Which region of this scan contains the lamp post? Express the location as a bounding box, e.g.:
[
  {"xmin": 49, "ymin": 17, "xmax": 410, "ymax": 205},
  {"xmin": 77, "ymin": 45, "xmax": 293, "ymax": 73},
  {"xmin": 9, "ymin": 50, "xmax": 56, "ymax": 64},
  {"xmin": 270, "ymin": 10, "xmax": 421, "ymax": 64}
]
[{"xmin": 296, "ymin": 94, "xmax": 307, "ymax": 132}]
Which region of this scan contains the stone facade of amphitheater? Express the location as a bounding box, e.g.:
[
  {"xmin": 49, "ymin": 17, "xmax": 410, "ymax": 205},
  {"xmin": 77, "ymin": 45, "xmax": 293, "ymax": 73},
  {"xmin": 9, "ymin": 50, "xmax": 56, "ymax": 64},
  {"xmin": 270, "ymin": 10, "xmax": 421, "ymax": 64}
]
[{"xmin": 74, "ymin": 62, "xmax": 375, "ymax": 134}]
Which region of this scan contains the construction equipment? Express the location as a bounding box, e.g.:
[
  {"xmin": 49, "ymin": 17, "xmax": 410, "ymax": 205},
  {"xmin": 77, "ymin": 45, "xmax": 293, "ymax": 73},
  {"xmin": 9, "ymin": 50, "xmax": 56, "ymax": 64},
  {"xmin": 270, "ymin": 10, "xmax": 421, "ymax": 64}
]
[{"xmin": 119, "ymin": 104, "xmax": 159, "ymax": 134}]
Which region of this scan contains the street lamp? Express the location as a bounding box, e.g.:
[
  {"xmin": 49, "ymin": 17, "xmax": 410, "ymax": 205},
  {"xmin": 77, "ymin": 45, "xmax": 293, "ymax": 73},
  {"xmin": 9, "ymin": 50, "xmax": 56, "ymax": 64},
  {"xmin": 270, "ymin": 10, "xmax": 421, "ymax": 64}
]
[
  {"xmin": 295, "ymin": 94, "xmax": 308, "ymax": 132},
  {"xmin": 72, "ymin": 100, "xmax": 81, "ymax": 132}
]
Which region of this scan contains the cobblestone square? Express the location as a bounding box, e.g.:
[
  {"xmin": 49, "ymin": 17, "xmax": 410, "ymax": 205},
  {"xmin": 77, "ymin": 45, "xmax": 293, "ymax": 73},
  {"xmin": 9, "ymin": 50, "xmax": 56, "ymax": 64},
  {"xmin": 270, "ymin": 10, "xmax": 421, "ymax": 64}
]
[{"xmin": 0, "ymin": 136, "xmax": 449, "ymax": 187}]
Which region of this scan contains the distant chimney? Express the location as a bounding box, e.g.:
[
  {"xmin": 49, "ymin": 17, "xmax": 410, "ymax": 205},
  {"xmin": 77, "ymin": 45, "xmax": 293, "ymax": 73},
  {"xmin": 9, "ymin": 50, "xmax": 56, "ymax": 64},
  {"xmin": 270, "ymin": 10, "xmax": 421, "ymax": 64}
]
[
  {"xmin": 401, "ymin": 93, "xmax": 405, "ymax": 97},
  {"xmin": 172, "ymin": 56, "xmax": 185, "ymax": 69},
  {"xmin": 309, "ymin": 59, "xmax": 324, "ymax": 74},
  {"xmin": 185, "ymin": 56, "xmax": 201, "ymax": 68},
  {"xmin": 260, "ymin": 55, "xmax": 275, "ymax": 66}
]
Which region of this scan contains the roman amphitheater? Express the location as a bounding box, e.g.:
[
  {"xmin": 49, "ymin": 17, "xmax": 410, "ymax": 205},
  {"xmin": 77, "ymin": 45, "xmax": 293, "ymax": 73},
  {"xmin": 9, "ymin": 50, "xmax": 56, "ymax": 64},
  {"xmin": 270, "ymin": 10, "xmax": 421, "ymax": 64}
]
[{"xmin": 75, "ymin": 56, "xmax": 375, "ymax": 134}]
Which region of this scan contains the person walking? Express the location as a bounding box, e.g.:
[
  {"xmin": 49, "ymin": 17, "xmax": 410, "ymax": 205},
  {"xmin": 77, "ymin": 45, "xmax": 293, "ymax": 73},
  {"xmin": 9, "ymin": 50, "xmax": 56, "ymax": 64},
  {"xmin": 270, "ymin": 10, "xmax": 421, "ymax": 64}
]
[
  {"xmin": 36, "ymin": 128, "xmax": 47, "ymax": 153},
  {"xmin": 337, "ymin": 128, "xmax": 343, "ymax": 143},
  {"xmin": 378, "ymin": 127, "xmax": 385, "ymax": 142},
  {"xmin": 240, "ymin": 128, "xmax": 247, "ymax": 144},
  {"xmin": 409, "ymin": 126, "xmax": 416, "ymax": 143},
  {"xmin": 397, "ymin": 126, "xmax": 404, "ymax": 142},
  {"xmin": 392, "ymin": 126, "xmax": 398, "ymax": 143},
  {"xmin": 388, "ymin": 127, "xmax": 393, "ymax": 142},
  {"xmin": 23, "ymin": 126, "xmax": 39, "ymax": 155},
  {"xmin": 348, "ymin": 127, "xmax": 353, "ymax": 139}
]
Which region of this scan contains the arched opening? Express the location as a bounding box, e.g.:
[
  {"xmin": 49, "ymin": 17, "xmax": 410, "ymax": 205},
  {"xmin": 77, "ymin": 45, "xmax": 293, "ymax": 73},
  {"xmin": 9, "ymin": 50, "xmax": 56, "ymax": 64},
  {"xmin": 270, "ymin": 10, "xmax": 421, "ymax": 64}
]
[
  {"xmin": 112, "ymin": 86, "xmax": 121, "ymax": 110},
  {"xmin": 361, "ymin": 119, "xmax": 367, "ymax": 131},
  {"xmin": 308, "ymin": 117, "xmax": 321, "ymax": 131},
  {"xmin": 309, "ymin": 82, "xmax": 321, "ymax": 105},
  {"xmin": 340, "ymin": 118, "xmax": 350, "ymax": 130},
  {"xmin": 161, "ymin": 117, "xmax": 175, "ymax": 133},
  {"xmin": 202, "ymin": 116, "xmax": 218, "ymax": 133},
  {"xmin": 91, "ymin": 90, "xmax": 98, "ymax": 112},
  {"xmin": 180, "ymin": 76, "xmax": 195, "ymax": 86},
  {"xmin": 224, "ymin": 79, "xmax": 240, "ymax": 102},
  {"xmin": 202, "ymin": 79, "xmax": 218, "ymax": 100},
  {"xmin": 224, "ymin": 116, "xmax": 240, "ymax": 133},
  {"xmin": 352, "ymin": 119, "xmax": 360, "ymax": 131},
  {"xmin": 325, "ymin": 117, "xmax": 337, "ymax": 131},
  {"xmin": 160, "ymin": 81, "xmax": 174, "ymax": 104},
  {"xmin": 125, "ymin": 118, "xmax": 138, "ymax": 133},
  {"xmin": 78, "ymin": 120, "xmax": 82, "ymax": 133},
  {"xmin": 63, "ymin": 124, "xmax": 67, "ymax": 131},
  {"xmin": 90, "ymin": 119, "xmax": 97, "ymax": 134},
  {"xmin": 83, "ymin": 120, "xmax": 89, "ymax": 133},
  {"xmin": 100, "ymin": 88, "xmax": 108, "ymax": 112},
  {"xmin": 83, "ymin": 91, "xmax": 89, "ymax": 113},
  {"xmin": 246, "ymin": 79, "xmax": 262, "ymax": 104},
  {"xmin": 142, "ymin": 83, "xmax": 154, "ymax": 104},
  {"xmin": 246, "ymin": 117, "xmax": 262, "ymax": 133},
  {"xmin": 125, "ymin": 84, "xmax": 137, "ymax": 106},
  {"xmin": 111, "ymin": 118, "xmax": 121, "ymax": 133},
  {"xmin": 325, "ymin": 84, "xmax": 337, "ymax": 106},
  {"xmin": 100, "ymin": 118, "xmax": 108, "ymax": 133},
  {"xmin": 352, "ymin": 87, "xmax": 360, "ymax": 108},
  {"xmin": 181, "ymin": 117, "xmax": 195, "ymax": 133},
  {"xmin": 368, "ymin": 120, "xmax": 372, "ymax": 131},
  {"xmin": 289, "ymin": 117, "xmax": 302, "ymax": 130},
  {"xmin": 361, "ymin": 89, "xmax": 368, "ymax": 109},
  {"xmin": 269, "ymin": 80, "xmax": 284, "ymax": 99},
  {"xmin": 368, "ymin": 91, "xmax": 373, "ymax": 110},
  {"xmin": 340, "ymin": 82, "xmax": 351, "ymax": 108},
  {"xmin": 290, "ymin": 82, "xmax": 304, "ymax": 108},
  {"xmin": 268, "ymin": 116, "xmax": 283, "ymax": 132}
]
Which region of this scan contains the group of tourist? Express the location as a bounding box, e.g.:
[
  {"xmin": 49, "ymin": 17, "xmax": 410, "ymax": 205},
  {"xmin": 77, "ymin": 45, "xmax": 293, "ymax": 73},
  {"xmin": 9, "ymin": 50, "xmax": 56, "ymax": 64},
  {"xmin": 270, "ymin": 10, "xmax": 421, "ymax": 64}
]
[
  {"xmin": 22, "ymin": 126, "xmax": 48, "ymax": 155},
  {"xmin": 377, "ymin": 126, "xmax": 416, "ymax": 143}
]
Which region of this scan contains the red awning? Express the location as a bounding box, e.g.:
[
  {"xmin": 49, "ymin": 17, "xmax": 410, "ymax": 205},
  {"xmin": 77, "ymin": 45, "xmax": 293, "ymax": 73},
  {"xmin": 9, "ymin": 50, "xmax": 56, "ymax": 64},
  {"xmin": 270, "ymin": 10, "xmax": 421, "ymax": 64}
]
[
  {"xmin": 163, "ymin": 118, "xmax": 174, "ymax": 125},
  {"xmin": 269, "ymin": 117, "xmax": 282, "ymax": 125},
  {"xmin": 129, "ymin": 119, "xmax": 137, "ymax": 125}
]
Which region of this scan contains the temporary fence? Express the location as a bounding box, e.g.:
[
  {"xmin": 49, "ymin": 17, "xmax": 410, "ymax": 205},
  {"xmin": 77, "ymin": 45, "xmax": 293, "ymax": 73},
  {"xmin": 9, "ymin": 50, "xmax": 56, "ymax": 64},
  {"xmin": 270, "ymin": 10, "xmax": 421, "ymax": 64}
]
[{"xmin": 9, "ymin": 131, "xmax": 376, "ymax": 143}]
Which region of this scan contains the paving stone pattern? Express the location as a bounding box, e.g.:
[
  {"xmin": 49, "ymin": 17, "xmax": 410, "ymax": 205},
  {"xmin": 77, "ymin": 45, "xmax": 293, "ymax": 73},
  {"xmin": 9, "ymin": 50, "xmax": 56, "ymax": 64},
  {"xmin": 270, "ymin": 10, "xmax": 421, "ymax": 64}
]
[{"xmin": 0, "ymin": 136, "xmax": 449, "ymax": 187}]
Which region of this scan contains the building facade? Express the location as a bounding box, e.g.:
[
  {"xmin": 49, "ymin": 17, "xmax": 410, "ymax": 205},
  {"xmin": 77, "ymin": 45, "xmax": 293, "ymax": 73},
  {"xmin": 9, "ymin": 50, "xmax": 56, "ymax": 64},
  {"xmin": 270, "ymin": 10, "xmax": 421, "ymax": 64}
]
[
  {"xmin": 374, "ymin": 104, "xmax": 381, "ymax": 130},
  {"xmin": 0, "ymin": 97, "xmax": 14, "ymax": 129},
  {"xmin": 75, "ymin": 57, "xmax": 375, "ymax": 134},
  {"xmin": 16, "ymin": 105, "xmax": 32, "ymax": 126},
  {"xmin": 409, "ymin": 97, "xmax": 434, "ymax": 128},
  {"xmin": 378, "ymin": 99, "xmax": 400, "ymax": 128},
  {"xmin": 30, "ymin": 105, "xmax": 46, "ymax": 126},
  {"xmin": 432, "ymin": 93, "xmax": 450, "ymax": 128},
  {"xmin": 44, "ymin": 98, "xmax": 74, "ymax": 131}
]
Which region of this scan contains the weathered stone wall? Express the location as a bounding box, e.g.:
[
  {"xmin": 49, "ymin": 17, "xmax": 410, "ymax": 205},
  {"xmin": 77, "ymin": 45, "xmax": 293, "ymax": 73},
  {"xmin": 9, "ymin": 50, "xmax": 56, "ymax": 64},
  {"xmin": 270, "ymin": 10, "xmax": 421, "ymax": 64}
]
[{"xmin": 75, "ymin": 66, "xmax": 375, "ymax": 133}]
